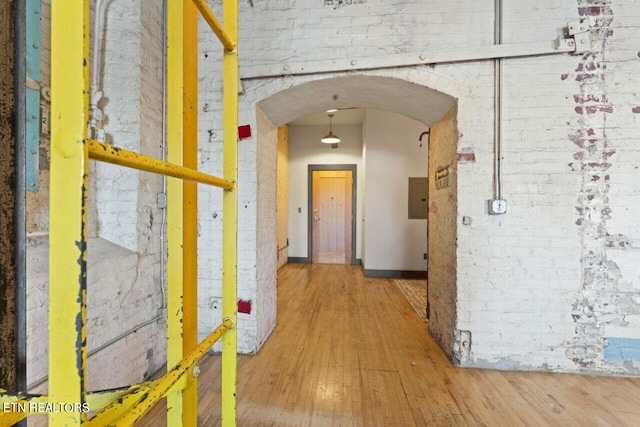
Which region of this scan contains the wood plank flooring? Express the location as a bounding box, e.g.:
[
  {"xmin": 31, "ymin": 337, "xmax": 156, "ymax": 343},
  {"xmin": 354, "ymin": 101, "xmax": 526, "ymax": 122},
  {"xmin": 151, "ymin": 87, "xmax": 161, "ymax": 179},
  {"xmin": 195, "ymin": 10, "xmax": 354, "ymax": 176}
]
[{"xmin": 139, "ymin": 264, "xmax": 640, "ymax": 426}]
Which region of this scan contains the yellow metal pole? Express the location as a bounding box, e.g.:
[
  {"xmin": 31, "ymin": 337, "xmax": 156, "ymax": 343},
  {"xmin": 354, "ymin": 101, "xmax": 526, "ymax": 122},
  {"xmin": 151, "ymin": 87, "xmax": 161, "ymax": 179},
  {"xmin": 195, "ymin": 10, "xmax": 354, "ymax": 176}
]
[
  {"xmin": 190, "ymin": 0, "xmax": 236, "ymax": 52},
  {"xmin": 182, "ymin": 0, "xmax": 199, "ymax": 425},
  {"xmin": 221, "ymin": 0, "xmax": 239, "ymax": 425},
  {"xmin": 88, "ymin": 140, "xmax": 234, "ymax": 189},
  {"xmin": 49, "ymin": 0, "xmax": 89, "ymax": 425},
  {"xmin": 166, "ymin": 0, "xmax": 185, "ymax": 425}
]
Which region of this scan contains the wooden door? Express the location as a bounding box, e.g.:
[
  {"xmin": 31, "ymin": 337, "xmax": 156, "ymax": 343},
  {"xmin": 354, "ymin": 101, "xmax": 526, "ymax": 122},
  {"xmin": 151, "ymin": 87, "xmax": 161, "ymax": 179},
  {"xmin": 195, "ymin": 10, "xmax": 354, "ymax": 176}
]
[{"xmin": 312, "ymin": 171, "xmax": 352, "ymax": 264}]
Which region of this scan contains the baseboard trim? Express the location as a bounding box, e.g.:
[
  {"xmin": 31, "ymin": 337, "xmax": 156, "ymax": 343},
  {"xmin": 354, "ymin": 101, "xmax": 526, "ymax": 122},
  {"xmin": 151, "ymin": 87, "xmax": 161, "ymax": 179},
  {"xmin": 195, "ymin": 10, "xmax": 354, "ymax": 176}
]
[
  {"xmin": 288, "ymin": 257, "xmax": 311, "ymax": 264},
  {"xmin": 288, "ymin": 257, "xmax": 362, "ymax": 265},
  {"xmin": 363, "ymin": 269, "xmax": 427, "ymax": 279}
]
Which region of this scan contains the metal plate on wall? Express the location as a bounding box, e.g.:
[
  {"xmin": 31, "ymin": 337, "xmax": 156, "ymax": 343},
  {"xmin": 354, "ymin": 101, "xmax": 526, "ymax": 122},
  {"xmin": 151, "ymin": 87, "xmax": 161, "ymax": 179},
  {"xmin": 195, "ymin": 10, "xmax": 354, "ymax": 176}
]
[{"xmin": 435, "ymin": 166, "xmax": 449, "ymax": 190}]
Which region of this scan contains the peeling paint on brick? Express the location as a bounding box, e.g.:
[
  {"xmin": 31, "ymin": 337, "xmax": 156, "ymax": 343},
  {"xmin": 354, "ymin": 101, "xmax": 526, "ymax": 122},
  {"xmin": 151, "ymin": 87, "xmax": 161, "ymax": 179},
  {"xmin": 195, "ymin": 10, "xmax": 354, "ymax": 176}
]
[
  {"xmin": 457, "ymin": 148, "xmax": 476, "ymax": 163},
  {"xmin": 428, "ymin": 201, "xmax": 439, "ymax": 217},
  {"xmin": 567, "ymin": 0, "xmax": 640, "ymax": 373},
  {"xmin": 427, "ymin": 105, "xmax": 458, "ymax": 362},
  {"xmin": 323, "ymin": 0, "xmax": 366, "ymax": 9},
  {"xmin": 453, "ymin": 330, "xmax": 472, "ymax": 364}
]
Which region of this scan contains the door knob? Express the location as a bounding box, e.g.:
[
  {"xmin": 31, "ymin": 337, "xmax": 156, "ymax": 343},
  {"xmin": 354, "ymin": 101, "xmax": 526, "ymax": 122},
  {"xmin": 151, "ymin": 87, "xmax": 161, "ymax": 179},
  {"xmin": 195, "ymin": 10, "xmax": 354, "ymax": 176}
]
[{"xmin": 313, "ymin": 217, "xmax": 321, "ymax": 222}]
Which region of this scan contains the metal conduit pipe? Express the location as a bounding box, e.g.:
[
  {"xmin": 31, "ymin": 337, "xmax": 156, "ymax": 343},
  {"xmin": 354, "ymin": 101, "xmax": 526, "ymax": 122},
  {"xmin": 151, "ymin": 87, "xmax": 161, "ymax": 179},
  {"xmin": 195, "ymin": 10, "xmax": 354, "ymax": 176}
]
[
  {"xmin": 494, "ymin": 0, "xmax": 503, "ymax": 200},
  {"xmin": 89, "ymin": 0, "xmax": 112, "ymax": 141},
  {"xmin": 159, "ymin": 0, "xmax": 168, "ymax": 316},
  {"xmin": 26, "ymin": 314, "xmax": 163, "ymax": 390},
  {"xmin": 14, "ymin": 1, "xmax": 28, "ymax": 420}
]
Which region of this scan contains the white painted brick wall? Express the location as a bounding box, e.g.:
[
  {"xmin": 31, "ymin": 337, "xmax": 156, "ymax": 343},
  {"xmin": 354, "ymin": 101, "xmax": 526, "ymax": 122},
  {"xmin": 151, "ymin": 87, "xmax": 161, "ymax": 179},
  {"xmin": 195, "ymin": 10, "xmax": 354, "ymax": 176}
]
[
  {"xmin": 26, "ymin": 3, "xmax": 166, "ymax": 418},
  {"xmin": 225, "ymin": 0, "xmax": 640, "ymax": 374},
  {"xmin": 195, "ymin": 1, "xmax": 279, "ymax": 353},
  {"xmin": 90, "ymin": 0, "xmax": 166, "ymax": 387},
  {"xmin": 98, "ymin": 0, "xmax": 141, "ymax": 251},
  {"xmin": 256, "ymin": 109, "xmax": 278, "ymax": 347},
  {"xmin": 31, "ymin": 0, "xmax": 640, "ymax": 385}
]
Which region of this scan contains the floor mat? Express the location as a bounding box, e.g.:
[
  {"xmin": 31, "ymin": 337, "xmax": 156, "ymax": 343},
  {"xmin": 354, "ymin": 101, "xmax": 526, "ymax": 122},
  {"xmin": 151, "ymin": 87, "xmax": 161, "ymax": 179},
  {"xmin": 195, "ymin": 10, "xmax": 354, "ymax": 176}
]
[{"xmin": 393, "ymin": 279, "xmax": 427, "ymax": 323}]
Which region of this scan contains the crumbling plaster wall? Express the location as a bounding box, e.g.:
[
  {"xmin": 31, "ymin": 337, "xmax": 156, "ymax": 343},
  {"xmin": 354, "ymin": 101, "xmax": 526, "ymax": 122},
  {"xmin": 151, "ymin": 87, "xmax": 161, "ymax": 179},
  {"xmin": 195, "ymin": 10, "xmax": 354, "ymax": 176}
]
[
  {"xmin": 564, "ymin": 0, "xmax": 640, "ymax": 372},
  {"xmin": 428, "ymin": 105, "xmax": 459, "ymax": 361}
]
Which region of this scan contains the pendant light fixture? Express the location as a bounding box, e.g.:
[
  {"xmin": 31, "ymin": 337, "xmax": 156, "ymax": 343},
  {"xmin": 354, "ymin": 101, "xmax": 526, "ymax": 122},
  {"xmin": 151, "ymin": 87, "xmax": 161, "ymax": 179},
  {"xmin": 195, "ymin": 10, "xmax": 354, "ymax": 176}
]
[{"xmin": 321, "ymin": 113, "xmax": 340, "ymax": 144}]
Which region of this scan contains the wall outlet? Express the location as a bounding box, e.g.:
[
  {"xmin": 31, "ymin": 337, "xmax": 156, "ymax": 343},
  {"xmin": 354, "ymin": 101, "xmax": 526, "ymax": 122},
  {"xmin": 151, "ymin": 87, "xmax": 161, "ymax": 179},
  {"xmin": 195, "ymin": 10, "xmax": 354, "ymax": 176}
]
[
  {"xmin": 209, "ymin": 297, "xmax": 221, "ymax": 309},
  {"xmin": 423, "ymin": 253, "xmax": 428, "ymax": 260},
  {"xmin": 488, "ymin": 198, "xmax": 507, "ymax": 215}
]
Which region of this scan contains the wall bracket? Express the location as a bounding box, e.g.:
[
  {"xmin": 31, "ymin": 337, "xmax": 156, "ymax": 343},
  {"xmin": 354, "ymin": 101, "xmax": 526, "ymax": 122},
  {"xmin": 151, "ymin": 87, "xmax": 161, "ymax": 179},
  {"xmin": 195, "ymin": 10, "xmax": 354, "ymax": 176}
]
[{"xmin": 558, "ymin": 18, "xmax": 591, "ymax": 54}]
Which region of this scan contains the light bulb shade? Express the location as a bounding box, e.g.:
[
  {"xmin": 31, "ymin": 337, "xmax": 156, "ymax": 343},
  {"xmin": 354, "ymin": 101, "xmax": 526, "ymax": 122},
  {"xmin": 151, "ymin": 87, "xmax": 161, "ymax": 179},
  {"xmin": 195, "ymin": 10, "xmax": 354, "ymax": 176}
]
[{"xmin": 321, "ymin": 131, "xmax": 341, "ymax": 143}]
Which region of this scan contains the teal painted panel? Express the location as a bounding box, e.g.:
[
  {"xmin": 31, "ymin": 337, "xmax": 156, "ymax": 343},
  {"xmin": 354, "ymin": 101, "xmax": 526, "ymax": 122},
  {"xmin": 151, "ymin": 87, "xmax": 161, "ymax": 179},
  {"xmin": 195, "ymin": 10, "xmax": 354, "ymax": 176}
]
[
  {"xmin": 26, "ymin": 88, "xmax": 40, "ymax": 190},
  {"xmin": 26, "ymin": 0, "xmax": 41, "ymax": 79},
  {"xmin": 26, "ymin": 0, "xmax": 42, "ymax": 191},
  {"xmin": 604, "ymin": 337, "xmax": 640, "ymax": 363}
]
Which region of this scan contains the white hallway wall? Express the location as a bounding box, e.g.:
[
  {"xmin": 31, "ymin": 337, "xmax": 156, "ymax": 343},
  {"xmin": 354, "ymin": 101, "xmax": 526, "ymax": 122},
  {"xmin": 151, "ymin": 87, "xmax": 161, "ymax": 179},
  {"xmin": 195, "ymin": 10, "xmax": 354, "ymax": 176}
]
[
  {"xmin": 362, "ymin": 109, "xmax": 429, "ymax": 272},
  {"xmin": 287, "ymin": 112, "xmax": 430, "ymax": 273}
]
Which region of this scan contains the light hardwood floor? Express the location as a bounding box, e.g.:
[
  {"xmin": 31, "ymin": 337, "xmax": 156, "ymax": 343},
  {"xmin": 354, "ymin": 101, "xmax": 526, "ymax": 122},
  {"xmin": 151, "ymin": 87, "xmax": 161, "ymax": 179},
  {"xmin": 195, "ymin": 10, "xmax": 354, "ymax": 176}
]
[{"xmin": 139, "ymin": 264, "xmax": 640, "ymax": 426}]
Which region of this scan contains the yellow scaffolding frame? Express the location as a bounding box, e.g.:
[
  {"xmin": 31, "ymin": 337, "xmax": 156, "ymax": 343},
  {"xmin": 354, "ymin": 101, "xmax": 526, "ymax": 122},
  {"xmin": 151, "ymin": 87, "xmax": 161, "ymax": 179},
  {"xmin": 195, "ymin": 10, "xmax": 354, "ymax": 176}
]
[{"xmin": 0, "ymin": 0, "xmax": 238, "ymax": 425}]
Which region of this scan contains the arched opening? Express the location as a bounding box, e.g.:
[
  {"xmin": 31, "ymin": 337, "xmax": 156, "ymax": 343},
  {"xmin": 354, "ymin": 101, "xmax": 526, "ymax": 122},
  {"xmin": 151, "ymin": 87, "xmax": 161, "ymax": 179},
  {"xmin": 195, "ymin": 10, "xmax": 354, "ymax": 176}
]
[{"xmin": 254, "ymin": 75, "xmax": 460, "ymax": 360}]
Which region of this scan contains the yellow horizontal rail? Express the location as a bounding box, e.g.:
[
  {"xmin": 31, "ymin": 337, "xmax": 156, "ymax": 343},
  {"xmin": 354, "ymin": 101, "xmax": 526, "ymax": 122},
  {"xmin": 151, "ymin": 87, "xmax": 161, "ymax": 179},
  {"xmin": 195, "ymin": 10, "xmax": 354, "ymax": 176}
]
[
  {"xmin": 0, "ymin": 408, "xmax": 24, "ymax": 426},
  {"xmin": 83, "ymin": 382, "xmax": 158, "ymax": 427},
  {"xmin": 88, "ymin": 140, "xmax": 235, "ymax": 190},
  {"xmin": 191, "ymin": 0, "xmax": 236, "ymax": 52},
  {"xmin": 88, "ymin": 318, "xmax": 234, "ymax": 426}
]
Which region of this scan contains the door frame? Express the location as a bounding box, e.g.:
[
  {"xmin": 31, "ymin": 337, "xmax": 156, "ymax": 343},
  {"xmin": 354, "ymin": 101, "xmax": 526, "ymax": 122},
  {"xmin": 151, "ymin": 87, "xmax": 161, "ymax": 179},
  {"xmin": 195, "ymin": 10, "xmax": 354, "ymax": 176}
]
[{"xmin": 307, "ymin": 164, "xmax": 357, "ymax": 265}]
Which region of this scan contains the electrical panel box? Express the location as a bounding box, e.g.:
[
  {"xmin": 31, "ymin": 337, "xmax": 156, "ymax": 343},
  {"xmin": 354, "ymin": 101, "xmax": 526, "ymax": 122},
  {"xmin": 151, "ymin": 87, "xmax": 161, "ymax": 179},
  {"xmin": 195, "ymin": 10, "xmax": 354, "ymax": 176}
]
[{"xmin": 488, "ymin": 198, "xmax": 507, "ymax": 215}]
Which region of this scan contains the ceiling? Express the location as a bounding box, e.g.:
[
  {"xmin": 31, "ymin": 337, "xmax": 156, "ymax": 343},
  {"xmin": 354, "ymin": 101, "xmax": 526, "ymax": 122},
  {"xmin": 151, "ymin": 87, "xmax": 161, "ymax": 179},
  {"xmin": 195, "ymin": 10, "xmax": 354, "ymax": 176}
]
[
  {"xmin": 289, "ymin": 108, "xmax": 365, "ymax": 126},
  {"xmin": 256, "ymin": 75, "xmax": 456, "ymax": 128}
]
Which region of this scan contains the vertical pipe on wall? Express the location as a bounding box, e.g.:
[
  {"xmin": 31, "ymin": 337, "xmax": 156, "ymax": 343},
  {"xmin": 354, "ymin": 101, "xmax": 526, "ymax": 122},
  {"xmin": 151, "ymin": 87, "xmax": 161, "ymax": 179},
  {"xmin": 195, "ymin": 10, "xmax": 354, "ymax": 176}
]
[
  {"xmin": 14, "ymin": 0, "xmax": 27, "ymax": 412},
  {"xmin": 159, "ymin": 0, "xmax": 168, "ymax": 314},
  {"xmin": 90, "ymin": 0, "xmax": 103, "ymax": 91},
  {"xmin": 493, "ymin": 0, "xmax": 503, "ymax": 200},
  {"xmin": 89, "ymin": 0, "xmax": 105, "ymax": 140}
]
